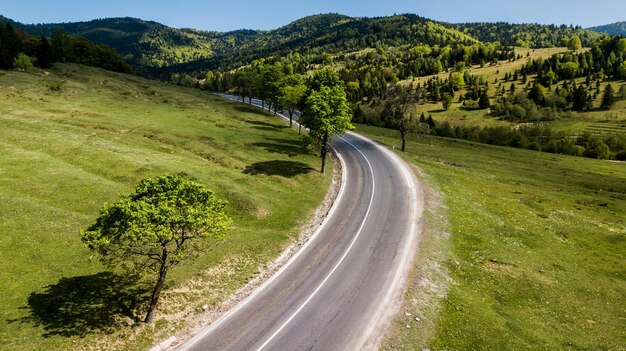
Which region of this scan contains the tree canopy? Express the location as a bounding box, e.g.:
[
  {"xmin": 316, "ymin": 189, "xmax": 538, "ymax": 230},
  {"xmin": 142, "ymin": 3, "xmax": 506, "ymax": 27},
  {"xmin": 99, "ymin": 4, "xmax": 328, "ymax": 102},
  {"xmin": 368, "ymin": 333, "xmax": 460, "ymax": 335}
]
[
  {"xmin": 300, "ymin": 68, "xmax": 353, "ymax": 173},
  {"xmin": 80, "ymin": 174, "xmax": 231, "ymax": 323}
]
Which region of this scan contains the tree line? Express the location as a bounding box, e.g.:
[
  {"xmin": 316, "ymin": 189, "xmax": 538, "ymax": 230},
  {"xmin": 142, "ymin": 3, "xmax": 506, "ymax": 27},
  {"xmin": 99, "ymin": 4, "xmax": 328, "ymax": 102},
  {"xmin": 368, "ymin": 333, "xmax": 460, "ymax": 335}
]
[
  {"xmin": 0, "ymin": 23, "xmax": 133, "ymax": 74},
  {"xmin": 430, "ymin": 122, "xmax": 626, "ymax": 160}
]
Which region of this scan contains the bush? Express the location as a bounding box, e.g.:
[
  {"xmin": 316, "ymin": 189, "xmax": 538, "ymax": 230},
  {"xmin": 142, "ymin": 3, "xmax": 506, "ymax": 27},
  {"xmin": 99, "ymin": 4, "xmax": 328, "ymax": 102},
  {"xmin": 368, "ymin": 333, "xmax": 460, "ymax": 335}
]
[
  {"xmin": 13, "ymin": 53, "xmax": 33, "ymax": 71},
  {"xmin": 583, "ymin": 138, "xmax": 611, "ymax": 159}
]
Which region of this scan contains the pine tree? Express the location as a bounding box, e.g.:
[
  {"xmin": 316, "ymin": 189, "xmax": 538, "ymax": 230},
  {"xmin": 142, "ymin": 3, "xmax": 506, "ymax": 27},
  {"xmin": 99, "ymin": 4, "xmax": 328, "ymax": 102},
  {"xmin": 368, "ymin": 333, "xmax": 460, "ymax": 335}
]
[
  {"xmin": 0, "ymin": 23, "xmax": 22, "ymax": 69},
  {"xmin": 601, "ymin": 84, "xmax": 615, "ymax": 109},
  {"xmin": 478, "ymin": 90, "xmax": 491, "ymax": 109},
  {"xmin": 572, "ymin": 85, "xmax": 587, "ymax": 111},
  {"xmin": 36, "ymin": 36, "xmax": 54, "ymax": 68}
]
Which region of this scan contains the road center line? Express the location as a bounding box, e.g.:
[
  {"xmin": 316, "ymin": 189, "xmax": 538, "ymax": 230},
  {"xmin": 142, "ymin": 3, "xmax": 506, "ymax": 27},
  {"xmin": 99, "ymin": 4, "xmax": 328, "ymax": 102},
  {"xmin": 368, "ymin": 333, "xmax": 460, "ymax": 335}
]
[{"xmin": 255, "ymin": 135, "xmax": 377, "ymax": 351}]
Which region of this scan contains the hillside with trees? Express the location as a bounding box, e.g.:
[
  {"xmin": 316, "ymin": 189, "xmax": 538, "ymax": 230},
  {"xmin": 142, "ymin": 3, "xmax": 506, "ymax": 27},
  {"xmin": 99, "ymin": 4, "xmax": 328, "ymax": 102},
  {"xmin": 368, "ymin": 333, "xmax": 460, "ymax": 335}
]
[
  {"xmin": 590, "ymin": 21, "xmax": 626, "ymax": 36},
  {"xmin": 452, "ymin": 22, "xmax": 601, "ymax": 48},
  {"xmin": 0, "ymin": 21, "xmax": 132, "ymax": 73},
  {"xmin": 2, "ymin": 14, "xmax": 606, "ymax": 77}
]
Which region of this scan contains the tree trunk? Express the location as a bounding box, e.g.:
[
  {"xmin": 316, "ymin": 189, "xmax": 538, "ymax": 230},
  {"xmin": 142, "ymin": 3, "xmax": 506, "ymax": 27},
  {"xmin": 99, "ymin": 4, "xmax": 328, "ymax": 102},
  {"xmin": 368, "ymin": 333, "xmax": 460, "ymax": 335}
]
[
  {"xmin": 241, "ymin": 94, "xmax": 245, "ymax": 102},
  {"xmin": 144, "ymin": 249, "xmax": 168, "ymax": 323},
  {"xmin": 289, "ymin": 110, "xmax": 294, "ymax": 127},
  {"xmin": 261, "ymin": 100, "xmax": 265, "ymax": 109},
  {"xmin": 298, "ymin": 123, "xmax": 302, "ymax": 135},
  {"xmin": 248, "ymin": 96, "xmax": 252, "ymax": 104},
  {"xmin": 320, "ymin": 132, "xmax": 328, "ymax": 173}
]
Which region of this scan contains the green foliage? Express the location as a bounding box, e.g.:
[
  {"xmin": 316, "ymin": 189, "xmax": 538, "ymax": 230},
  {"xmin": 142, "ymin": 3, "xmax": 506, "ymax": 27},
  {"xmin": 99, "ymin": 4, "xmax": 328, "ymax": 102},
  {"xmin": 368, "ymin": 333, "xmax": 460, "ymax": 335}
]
[
  {"xmin": 36, "ymin": 36, "xmax": 54, "ymax": 68},
  {"xmin": 455, "ymin": 22, "xmax": 600, "ymax": 48},
  {"xmin": 567, "ymin": 35, "xmax": 582, "ymax": 51},
  {"xmin": 601, "ymin": 83, "xmax": 615, "ymax": 109},
  {"xmin": 81, "ymin": 174, "xmax": 231, "ymax": 273},
  {"xmin": 441, "ymin": 93, "xmax": 453, "ymax": 110},
  {"xmin": 558, "ymin": 61, "xmax": 579, "ymax": 79},
  {"xmin": 582, "ymin": 138, "xmax": 611, "ymax": 159},
  {"xmin": 617, "ymin": 60, "xmax": 626, "ymax": 79},
  {"xmin": 13, "ymin": 53, "xmax": 33, "ymax": 71},
  {"xmin": 81, "ymin": 174, "xmax": 231, "ymax": 322},
  {"xmin": 279, "ymin": 74, "xmax": 307, "ymax": 125},
  {"xmin": 0, "ymin": 23, "xmax": 21, "ymax": 69},
  {"xmin": 301, "ymin": 68, "xmax": 353, "ymax": 172}
]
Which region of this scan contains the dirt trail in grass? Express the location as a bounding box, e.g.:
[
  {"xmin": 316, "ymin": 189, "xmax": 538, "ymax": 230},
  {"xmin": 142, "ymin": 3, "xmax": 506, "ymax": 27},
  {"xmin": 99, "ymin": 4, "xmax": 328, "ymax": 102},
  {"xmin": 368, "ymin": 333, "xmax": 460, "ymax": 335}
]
[{"xmin": 159, "ymin": 151, "xmax": 344, "ymax": 349}]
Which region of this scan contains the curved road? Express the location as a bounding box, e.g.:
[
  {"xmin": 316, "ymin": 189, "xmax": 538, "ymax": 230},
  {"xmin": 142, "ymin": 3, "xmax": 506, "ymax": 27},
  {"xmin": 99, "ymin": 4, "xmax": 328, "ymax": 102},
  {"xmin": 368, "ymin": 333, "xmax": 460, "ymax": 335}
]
[{"xmin": 177, "ymin": 94, "xmax": 422, "ymax": 350}]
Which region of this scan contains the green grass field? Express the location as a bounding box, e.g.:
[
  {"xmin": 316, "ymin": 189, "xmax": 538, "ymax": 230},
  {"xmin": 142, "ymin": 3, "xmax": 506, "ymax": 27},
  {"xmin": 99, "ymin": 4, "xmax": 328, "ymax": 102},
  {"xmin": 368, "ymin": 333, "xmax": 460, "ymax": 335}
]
[
  {"xmin": 0, "ymin": 64, "xmax": 331, "ymax": 350},
  {"xmin": 355, "ymin": 125, "xmax": 626, "ymax": 350}
]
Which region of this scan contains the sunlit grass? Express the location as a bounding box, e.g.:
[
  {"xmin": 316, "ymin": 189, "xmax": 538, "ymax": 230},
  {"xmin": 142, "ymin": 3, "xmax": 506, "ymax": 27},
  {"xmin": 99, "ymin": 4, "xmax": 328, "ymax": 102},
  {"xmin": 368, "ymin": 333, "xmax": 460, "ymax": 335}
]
[
  {"xmin": 357, "ymin": 124, "xmax": 626, "ymax": 350},
  {"xmin": 0, "ymin": 64, "xmax": 331, "ymax": 350}
]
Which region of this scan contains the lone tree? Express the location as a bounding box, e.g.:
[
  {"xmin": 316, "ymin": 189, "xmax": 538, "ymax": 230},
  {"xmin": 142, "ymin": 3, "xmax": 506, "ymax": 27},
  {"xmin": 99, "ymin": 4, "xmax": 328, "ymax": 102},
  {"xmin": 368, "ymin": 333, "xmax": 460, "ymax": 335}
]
[
  {"xmin": 300, "ymin": 68, "xmax": 353, "ymax": 173},
  {"xmin": 80, "ymin": 174, "xmax": 231, "ymax": 323},
  {"xmin": 381, "ymin": 85, "xmax": 418, "ymax": 152}
]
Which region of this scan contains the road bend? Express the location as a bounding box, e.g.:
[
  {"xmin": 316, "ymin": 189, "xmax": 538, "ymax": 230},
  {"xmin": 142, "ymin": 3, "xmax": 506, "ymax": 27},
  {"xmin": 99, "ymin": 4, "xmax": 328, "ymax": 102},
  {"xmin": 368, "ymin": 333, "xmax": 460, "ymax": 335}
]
[{"xmin": 178, "ymin": 94, "xmax": 422, "ymax": 350}]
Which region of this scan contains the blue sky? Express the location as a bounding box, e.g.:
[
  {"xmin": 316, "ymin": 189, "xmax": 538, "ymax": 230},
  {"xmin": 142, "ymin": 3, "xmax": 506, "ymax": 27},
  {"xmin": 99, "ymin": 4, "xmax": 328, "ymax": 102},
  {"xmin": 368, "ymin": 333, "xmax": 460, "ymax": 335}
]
[{"xmin": 1, "ymin": 0, "xmax": 624, "ymax": 31}]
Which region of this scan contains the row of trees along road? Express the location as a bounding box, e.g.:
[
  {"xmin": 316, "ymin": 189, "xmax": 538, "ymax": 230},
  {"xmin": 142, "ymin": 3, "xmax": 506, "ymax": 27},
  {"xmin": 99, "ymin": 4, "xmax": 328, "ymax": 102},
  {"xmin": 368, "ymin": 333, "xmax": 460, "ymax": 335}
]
[{"xmin": 235, "ymin": 66, "xmax": 353, "ymax": 173}]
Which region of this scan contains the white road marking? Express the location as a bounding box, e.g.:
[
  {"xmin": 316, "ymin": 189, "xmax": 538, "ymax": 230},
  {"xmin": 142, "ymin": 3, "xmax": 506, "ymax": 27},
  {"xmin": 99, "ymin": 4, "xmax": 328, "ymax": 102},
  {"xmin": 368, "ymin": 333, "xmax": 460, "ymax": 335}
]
[
  {"xmin": 178, "ymin": 95, "xmax": 348, "ymax": 351},
  {"xmin": 255, "ymin": 135, "xmax": 376, "ymax": 351}
]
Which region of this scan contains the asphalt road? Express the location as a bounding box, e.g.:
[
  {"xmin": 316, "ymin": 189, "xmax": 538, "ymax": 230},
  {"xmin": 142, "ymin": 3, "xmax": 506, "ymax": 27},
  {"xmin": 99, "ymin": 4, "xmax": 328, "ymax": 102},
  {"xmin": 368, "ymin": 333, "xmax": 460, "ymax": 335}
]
[{"xmin": 178, "ymin": 94, "xmax": 422, "ymax": 351}]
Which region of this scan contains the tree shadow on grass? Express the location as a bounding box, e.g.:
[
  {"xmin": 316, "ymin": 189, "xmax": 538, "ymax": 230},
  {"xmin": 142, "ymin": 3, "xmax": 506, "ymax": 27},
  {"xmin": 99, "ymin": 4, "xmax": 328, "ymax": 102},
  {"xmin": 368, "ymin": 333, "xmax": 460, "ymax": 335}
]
[
  {"xmin": 232, "ymin": 104, "xmax": 263, "ymax": 114},
  {"xmin": 245, "ymin": 120, "xmax": 288, "ymax": 130},
  {"xmin": 243, "ymin": 160, "xmax": 315, "ymax": 177},
  {"xmin": 10, "ymin": 272, "xmax": 149, "ymax": 338},
  {"xmin": 252, "ymin": 142, "xmax": 307, "ymax": 157}
]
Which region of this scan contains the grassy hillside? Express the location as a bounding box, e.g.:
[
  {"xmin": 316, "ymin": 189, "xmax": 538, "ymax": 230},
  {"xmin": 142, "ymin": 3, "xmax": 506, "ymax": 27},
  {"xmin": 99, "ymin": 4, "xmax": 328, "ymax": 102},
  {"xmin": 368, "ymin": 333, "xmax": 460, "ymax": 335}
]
[
  {"xmin": 356, "ymin": 125, "xmax": 626, "ymax": 350},
  {"xmin": 0, "ymin": 64, "xmax": 331, "ymax": 350}
]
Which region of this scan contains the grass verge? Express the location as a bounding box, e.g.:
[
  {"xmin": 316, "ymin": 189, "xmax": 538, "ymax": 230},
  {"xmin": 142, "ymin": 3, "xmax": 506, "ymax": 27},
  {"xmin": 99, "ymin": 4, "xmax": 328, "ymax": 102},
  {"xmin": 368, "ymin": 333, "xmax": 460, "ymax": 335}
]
[
  {"xmin": 0, "ymin": 64, "xmax": 331, "ymax": 350},
  {"xmin": 355, "ymin": 124, "xmax": 626, "ymax": 350}
]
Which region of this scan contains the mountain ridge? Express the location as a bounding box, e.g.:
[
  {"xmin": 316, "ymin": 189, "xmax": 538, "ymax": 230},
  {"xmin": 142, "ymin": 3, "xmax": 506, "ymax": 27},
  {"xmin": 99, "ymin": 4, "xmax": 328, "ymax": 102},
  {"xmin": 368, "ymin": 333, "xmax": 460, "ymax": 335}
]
[
  {"xmin": 0, "ymin": 13, "xmax": 606, "ymax": 76},
  {"xmin": 589, "ymin": 21, "xmax": 626, "ymax": 35}
]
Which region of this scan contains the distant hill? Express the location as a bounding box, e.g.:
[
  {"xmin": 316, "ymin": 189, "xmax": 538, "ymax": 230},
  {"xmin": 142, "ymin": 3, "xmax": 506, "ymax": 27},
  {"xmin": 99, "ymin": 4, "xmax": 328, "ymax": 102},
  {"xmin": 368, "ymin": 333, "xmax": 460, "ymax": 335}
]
[
  {"xmin": 589, "ymin": 21, "xmax": 626, "ymax": 35},
  {"xmin": 0, "ymin": 13, "xmax": 606, "ymax": 77},
  {"xmin": 452, "ymin": 22, "xmax": 601, "ymax": 48}
]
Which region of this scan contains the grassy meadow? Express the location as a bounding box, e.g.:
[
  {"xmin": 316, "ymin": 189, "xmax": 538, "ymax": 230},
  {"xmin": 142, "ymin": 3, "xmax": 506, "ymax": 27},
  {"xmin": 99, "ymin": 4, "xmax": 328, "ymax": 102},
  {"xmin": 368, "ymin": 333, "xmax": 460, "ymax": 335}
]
[
  {"xmin": 355, "ymin": 125, "xmax": 626, "ymax": 350},
  {"xmin": 0, "ymin": 64, "xmax": 331, "ymax": 350}
]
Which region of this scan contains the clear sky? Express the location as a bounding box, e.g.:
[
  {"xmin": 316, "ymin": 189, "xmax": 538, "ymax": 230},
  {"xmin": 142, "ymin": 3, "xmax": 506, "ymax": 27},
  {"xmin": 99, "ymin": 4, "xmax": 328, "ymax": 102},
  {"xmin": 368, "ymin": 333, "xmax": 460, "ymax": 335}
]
[{"xmin": 1, "ymin": 0, "xmax": 624, "ymax": 31}]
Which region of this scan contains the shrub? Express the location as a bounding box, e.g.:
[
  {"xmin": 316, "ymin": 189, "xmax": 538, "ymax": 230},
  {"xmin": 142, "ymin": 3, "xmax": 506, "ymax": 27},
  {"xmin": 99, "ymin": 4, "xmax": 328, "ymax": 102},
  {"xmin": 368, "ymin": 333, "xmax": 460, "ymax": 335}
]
[{"xmin": 13, "ymin": 53, "xmax": 33, "ymax": 71}]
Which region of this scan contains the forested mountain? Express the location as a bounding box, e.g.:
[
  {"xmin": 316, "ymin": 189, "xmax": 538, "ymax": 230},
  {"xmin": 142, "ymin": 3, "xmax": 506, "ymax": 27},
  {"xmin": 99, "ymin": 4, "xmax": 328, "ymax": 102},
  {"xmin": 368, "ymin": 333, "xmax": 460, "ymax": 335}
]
[
  {"xmin": 2, "ymin": 13, "xmax": 604, "ymax": 77},
  {"xmin": 589, "ymin": 21, "xmax": 626, "ymax": 36},
  {"xmin": 452, "ymin": 22, "xmax": 601, "ymax": 48}
]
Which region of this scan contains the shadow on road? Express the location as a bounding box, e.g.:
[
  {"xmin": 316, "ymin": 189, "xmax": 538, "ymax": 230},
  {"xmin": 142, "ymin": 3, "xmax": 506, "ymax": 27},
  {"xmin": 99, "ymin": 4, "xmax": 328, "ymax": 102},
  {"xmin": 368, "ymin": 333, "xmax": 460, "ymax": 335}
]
[
  {"xmin": 11, "ymin": 272, "xmax": 149, "ymax": 338},
  {"xmin": 244, "ymin": 160, "xmax": 315, "ymax": 177}
]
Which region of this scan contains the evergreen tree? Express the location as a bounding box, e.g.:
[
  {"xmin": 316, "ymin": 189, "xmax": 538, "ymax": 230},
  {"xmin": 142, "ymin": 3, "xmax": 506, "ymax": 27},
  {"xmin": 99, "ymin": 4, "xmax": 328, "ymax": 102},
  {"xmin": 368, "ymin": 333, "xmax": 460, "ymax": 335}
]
[
  {"xmin": 601, "ymin": 84, "xmax": 615, "ymax": 109},
  {"xmin": 478, "ymin": 90, "xmax": 491, "ymax": 109},
  {"xmin": 36, "ymin": 36, "xmax": 54, "ymax": 68},
  {"xmin": 0, "ymin": 23, "xmax": 22, "ymax": 69},
  {"xmin": 572, "ymin": 85, "xmax": 588, "ymax": 111},
  {"xmin": 51, "ymin": 28, "xmax": 72, "ymax": 62}
]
